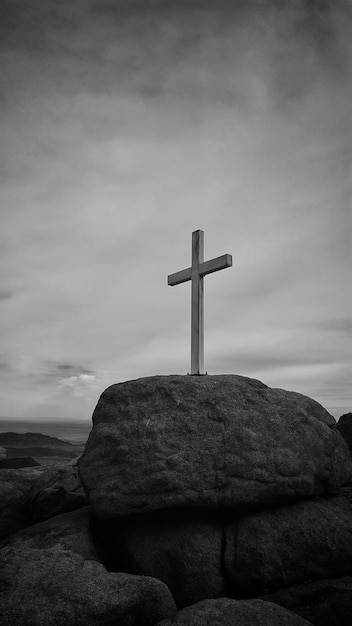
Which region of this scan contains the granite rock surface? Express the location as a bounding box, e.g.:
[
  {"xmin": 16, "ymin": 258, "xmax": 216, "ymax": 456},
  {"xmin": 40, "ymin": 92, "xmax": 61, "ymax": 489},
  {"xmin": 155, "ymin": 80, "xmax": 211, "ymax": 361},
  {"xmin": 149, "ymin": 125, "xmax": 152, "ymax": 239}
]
[
  {"xmin": 0, "ymin": 506, "xmax": 176, "ymax": 626},
  {"xmin": 156, "ymin": 598, "xmax": 313, "ymax": 626},
  {"xmin": 79, "ymin": 375, "xmax": 351, "ymax": 517}
]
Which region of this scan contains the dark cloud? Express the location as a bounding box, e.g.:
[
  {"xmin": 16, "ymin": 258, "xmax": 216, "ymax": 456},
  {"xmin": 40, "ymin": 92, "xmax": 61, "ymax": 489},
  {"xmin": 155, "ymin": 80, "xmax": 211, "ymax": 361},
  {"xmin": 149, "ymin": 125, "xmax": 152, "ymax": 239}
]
[
  {"xmin": 0, "ymin": 358, "xmax": 12, "ymax": 371},
  {"xmin": 0, "ymin": 0, "xmax": 81, "ymax": 52},
  {"xmin": 44, "ymin": 361, "xmax": 94, "ymax": 380},
  {"xmin": 0, "ymin": 289, "xmax": 13, "ymax": 301}
]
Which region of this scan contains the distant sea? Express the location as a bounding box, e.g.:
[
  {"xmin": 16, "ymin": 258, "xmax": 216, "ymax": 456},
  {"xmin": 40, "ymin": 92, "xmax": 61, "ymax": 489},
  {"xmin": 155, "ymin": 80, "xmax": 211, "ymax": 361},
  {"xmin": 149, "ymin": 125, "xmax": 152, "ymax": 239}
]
[{"xmin": 0, "ymin": 420, "xmax": 92, "ymax": 444}]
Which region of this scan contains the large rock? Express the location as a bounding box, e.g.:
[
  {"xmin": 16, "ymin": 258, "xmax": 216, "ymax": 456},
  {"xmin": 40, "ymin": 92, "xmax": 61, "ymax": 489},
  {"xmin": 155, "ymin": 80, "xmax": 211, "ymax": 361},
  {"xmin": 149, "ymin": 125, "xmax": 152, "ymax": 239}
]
[
  {"xmin": 156, "ymin": 598, "xmax": 312, "ymax": 625},
  {"xmin": 226, "ymin": 496, "xmax": 352, "ymax": 595},
  {"xmin": 261, "ymin": 576, "xmax": 352, "ymax": 626},
  {"xmin": 0, "ymin": 462, "xmax": 89, "ymax": 539},
  {"xmin": 92, "ymin": 512, "xmax": 227, "ymax": 607},
  {"xmin": 93, "ymin": 497, "xmax": 352, "ymax": 605},
  {"xmin": 78, "ymin": 375, "xmax": 352, "ymax": 517},
  {"xmin": 0, "ymin": 507, "xmax": 176, "ymax": 626},
  {"xmin": 0, "ymin": 467, "xmax": 46, "ymax": 539},
  {"xmin": 0, "ymin": 446, "xmax": 6, "ymax": 462},
  {"xmin": 29, "ymin": 463, "xmax": 88, "ymax": 523},
  {"xmin": 336, "ymin": 413, "xmax": 352, "ymax": 455}
]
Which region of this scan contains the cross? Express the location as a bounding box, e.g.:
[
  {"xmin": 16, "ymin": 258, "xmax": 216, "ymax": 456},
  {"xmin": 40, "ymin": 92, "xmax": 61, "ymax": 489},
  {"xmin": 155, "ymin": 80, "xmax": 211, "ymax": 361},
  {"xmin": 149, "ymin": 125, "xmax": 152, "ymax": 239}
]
[{"xmin": 168, "ymin": 230, "xmax": 232, "ymax": 375}]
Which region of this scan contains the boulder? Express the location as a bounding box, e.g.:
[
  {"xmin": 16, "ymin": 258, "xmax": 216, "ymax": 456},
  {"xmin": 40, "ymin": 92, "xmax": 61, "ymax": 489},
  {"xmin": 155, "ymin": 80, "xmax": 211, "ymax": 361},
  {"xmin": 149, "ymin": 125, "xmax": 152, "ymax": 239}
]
[
  {"xmin": 93, "ymin": 497, "xmax": 352, "ymax": 605},
  {"xmin": 336, "ymin": 413, "xmax": 352, "ymax": 455},
  {"xmin": 261, "ymin": 576, "xmax": 352, "ymax": 626},
  {"xmin": 0, "ymin": 463, "xmax": 89, "ymax": 539},
  {"xmin": 0, "ymin": 446, "xmax": 6, "ymax": 461},
  {"xmin": 0, "ymin": 467, "xmax": 46, "ymax": 539},
  {"xmin": 226, "ymin": 496, "xmax": 352, "ymax": 595},
  {"xmin": 155, "ymin": 598, "xmax": 312, "ymax": 625},
  {"xmin": 92, "ymin": 512, "xmax": 227, "ymax": 607},
  {"xmin": 0, "ymin": 507, "xmax": 176, "ymax": 626},
  {"xmin": 29, "ymin": 463, "xmax": 89, "ymax": 523},
  {"xmin": 78, "ymin": 375, "xmax": 352, "ymax": 518}
]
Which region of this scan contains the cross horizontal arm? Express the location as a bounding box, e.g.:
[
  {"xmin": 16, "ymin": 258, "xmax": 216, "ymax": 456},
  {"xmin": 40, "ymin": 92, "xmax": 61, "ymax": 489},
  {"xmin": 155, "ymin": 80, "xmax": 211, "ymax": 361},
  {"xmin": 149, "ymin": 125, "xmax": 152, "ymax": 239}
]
[
  {"xmin": 168, "ymin": 267, "xmax": 192, "ymax": 286},
  {"xmin": 199, "ymin": 254, "xmax": 232, "ymax": 277}
]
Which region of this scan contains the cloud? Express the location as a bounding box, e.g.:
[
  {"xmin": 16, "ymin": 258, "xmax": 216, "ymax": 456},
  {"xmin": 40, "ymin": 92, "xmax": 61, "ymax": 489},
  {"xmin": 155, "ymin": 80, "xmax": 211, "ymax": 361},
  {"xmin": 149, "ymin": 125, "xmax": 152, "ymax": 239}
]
[
  {"xmin": 0, "ymin": 0, "xmax": 350, "ymax": 418},
  {"xmin": 0, "ymin": 289, "xmax": 13, "ymax": 301},
  {"xmin": 58, "ymin": 373, "xmax": 98, "ymax": 394}
]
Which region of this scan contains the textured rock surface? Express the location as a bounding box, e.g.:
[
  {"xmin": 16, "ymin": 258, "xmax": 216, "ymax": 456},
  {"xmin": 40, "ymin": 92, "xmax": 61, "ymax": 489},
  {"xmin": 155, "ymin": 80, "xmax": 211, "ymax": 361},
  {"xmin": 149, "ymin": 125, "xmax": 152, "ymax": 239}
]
[
  {"xmin": 93, "ymin": 513, "xmax": 227, "ymax": 607},
  {"xmin": 262, "ymin": 576, "xmax": 352, "ymax": 626},
  {"xmin": 336, "ymin": 413, "xmax": 352, "ymax": 455},
  {"xmin": 29, "ymin": 463, "xmax": 88, "ymax": 523},
  {"xmin": 156, "ymin": 598, "xmax": 312, "ymax": 626},
  {"xmin": 226, "ymin": 496, "xmax": 352, "ymax": 594},
  {"xmin": 0, "ymin": 467, "xmax": 46, "ymax": 539},
  {"xmin": 0, "ymin": 507, "xmax": 176, "ymax": 626},
  {"xmin": 94, "ymin": 497, "xmax": 352, "ymax": 604},
  {"xmin": 78, "ymin": 375, "xmax": 351, "ymax": 517},
  {"xmin": 0, "ymin": 506, "xmax": 100, "ymax": 560},
  {"xmin": 0, "ymin": 463, "xmax": 88, "ymax": 539}
]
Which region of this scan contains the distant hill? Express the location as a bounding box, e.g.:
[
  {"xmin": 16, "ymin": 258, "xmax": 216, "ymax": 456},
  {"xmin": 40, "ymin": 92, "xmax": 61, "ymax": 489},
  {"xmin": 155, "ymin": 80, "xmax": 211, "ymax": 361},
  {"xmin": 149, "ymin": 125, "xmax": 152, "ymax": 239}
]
[
  {"xmin": 0, "ymin": 432, "xmax": 75, "ymax": 447},
  {"xmin": 0, "ymin": 432, "xmax": 85, "ymax": 465}
]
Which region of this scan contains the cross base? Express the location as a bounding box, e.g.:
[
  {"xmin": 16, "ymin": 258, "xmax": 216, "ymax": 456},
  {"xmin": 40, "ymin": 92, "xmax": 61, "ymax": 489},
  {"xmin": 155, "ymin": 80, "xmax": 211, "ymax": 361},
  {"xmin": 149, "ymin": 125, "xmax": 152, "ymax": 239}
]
[{"xmin": 187, "ymin": 372, "xmax": 208, "ymax": 376}]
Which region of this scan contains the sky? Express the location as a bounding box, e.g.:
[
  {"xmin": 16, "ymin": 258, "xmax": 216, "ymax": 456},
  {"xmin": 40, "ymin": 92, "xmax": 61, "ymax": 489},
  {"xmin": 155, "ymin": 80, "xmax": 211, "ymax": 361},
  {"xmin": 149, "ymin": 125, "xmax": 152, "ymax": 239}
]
[{"xmin": 0, "ymin": 0, "xmax": 351, "ymax": 421}]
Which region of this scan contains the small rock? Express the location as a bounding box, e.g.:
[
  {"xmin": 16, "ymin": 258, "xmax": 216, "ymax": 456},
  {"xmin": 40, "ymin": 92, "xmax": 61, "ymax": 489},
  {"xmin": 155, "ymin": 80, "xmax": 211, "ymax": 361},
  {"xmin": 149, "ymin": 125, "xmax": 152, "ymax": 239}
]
[
  {"xmin": 336, "ymin": 413, "xmax": 352, "ymax": 455},
  {"xmin": 0, "ymin": 467, "xmax": 46, "ymax": 539}
]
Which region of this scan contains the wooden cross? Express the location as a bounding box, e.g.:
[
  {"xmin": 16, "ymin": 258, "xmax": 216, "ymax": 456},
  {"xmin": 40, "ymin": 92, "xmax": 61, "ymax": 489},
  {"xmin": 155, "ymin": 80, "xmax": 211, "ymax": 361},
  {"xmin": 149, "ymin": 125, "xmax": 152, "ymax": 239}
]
[{"xmin": 168, "ymin": 230, "xmax": 232, "ymax": 375}]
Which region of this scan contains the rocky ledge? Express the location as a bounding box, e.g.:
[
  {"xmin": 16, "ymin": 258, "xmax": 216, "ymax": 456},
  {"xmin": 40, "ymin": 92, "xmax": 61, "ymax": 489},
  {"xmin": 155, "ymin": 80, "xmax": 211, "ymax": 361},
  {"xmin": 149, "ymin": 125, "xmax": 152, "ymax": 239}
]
[{"xmin": 2, "ymin": 374, "xmax": 352, "ymax": 625}]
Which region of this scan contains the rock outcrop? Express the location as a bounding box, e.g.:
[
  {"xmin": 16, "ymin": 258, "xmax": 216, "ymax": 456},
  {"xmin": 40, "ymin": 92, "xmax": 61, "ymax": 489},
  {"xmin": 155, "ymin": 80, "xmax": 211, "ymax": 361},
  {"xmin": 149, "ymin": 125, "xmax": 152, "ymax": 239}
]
[
  {"xmin": 0, "ymin": 467, "xmax": 45, "ymax": 539},
  {"xmin": 79, "ymin": 375, "xmax": 351, "ymax": 517},
  {"xmin": 0, "ymin": 507, "xmax": 176, "ymax": 626},
  {"xmin": 156, "ymin": 597, "xmax": 312, "ymax": 626},
  {"xmin": 227, "ymin": 496, "xmax": 352, "ymax": 594},
  {"xmin": 0, "ymin": 463, "xmax": 88, "ymax": 539},
  {"xmin": 336, "ymin": 413, "xmax": 352, "ymax": 455},
  {"xmin": 3, "ymin": 374, "xmax": 352, "ymax": 624},
  {"xmin": 77, "ymin": 374, "xmax": 352, "ymax": 616},
  {"xmin": 261, "ymin": 576, "xmax": 352, "ymax": 626},
  {"xmin": 93, "ymin": 512, "xmax": 228, "ymax": 608},
  {"xmin": 28, "ymin": 463, "xmax": 89, "ymax": 523}
]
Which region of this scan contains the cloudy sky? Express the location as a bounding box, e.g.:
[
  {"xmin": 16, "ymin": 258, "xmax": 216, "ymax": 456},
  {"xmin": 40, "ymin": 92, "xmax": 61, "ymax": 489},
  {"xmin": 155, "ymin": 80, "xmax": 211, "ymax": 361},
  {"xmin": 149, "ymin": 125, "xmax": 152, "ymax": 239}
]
[{"xmin": 0, "ymin": 0, "xmax": 351, "ymax": 421}]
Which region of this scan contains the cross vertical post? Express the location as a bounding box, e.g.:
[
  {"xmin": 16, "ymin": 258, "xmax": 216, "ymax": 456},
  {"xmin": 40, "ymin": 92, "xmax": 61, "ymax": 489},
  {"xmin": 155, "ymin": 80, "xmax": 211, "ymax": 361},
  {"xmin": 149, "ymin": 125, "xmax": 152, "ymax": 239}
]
[
  {"xmin": 168, "ymin": 230, "xmax": 233, "ymax": 375},
  {"xmin": 191, "ymin": 230, "xmax": 204, "ymax": 374}
]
